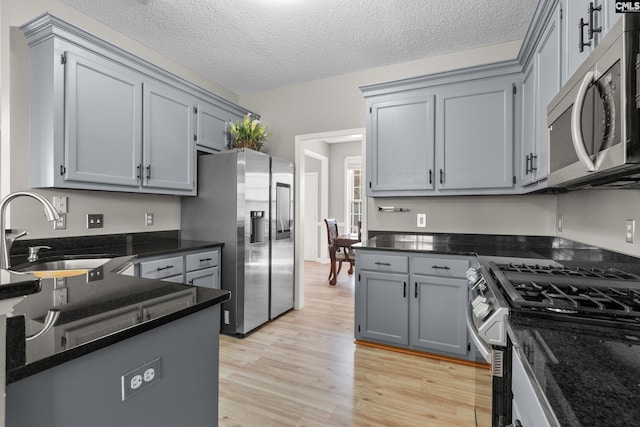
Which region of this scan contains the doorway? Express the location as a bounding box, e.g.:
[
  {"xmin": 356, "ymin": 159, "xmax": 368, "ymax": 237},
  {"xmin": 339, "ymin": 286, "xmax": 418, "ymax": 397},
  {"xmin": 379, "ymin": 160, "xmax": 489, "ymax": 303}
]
[{"xmin": 294, "ymin": 128, "xmax": 366, "ymax": 310}]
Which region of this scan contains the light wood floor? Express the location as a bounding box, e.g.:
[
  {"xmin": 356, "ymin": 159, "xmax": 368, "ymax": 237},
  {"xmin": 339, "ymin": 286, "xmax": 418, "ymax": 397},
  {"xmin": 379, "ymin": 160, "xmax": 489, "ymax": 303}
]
[{"xmin": 218, "ymin": 261, "xmax": 492, "ymax": 427}]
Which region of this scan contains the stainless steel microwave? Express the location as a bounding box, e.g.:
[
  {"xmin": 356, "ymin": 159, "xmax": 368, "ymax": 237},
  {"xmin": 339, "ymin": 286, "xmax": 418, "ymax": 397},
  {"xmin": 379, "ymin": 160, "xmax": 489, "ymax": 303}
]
[{"xmin": 547, "ymin": 14, "xmax": 640, "ymax": 189}]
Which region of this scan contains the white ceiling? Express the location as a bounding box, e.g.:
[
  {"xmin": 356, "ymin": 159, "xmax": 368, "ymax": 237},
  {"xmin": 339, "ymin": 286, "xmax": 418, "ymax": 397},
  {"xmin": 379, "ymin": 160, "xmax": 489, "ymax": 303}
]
[{"xmin": 60, "ymin": 0, "xmax": 539, "ymax": 95}]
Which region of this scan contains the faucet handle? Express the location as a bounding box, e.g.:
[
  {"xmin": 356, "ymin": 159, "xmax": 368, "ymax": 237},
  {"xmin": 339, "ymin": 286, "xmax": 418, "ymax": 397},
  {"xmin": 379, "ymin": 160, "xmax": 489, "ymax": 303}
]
[
  {"xmin": 5, "ymin": 229, "xmax": 28, "ymax": 242},
  {"xmin": 28, "ymin": 245, "xmax": 51, "ymax": 262}
]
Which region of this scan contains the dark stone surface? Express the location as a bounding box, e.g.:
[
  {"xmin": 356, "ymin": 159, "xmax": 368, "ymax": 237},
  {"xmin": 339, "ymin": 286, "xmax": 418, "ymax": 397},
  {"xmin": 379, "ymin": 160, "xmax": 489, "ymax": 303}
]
[
  {"xmin": 1, "ymin": 231, "xmax": 229, "ymax": 384},
  {"xmin": 362, "ymin": 230, "xmax": 640, "ymax": 425},
  {"xmin": 509, "ymin": 315, "xmax": 640, "ymax": 427}
]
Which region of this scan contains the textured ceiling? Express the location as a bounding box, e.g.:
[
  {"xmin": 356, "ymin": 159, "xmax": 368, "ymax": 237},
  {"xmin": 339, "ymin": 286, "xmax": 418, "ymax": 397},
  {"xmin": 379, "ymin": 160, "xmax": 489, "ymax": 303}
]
[{"xmin": 60, "ymin": 0, "xmax": 538, "ymax": 95}]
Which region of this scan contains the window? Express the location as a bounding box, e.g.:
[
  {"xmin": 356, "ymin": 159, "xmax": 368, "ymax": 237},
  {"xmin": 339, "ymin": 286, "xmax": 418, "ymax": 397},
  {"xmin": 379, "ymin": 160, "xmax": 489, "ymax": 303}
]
[{"xmin": 345, "ymin": 156, "xmax": 362, "ymax": 235}]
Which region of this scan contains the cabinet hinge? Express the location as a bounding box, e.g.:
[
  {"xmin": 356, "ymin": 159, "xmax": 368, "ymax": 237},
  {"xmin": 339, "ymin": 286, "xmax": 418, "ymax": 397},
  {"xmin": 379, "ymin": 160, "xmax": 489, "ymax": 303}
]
[
  {"xmin": 513, "ymin": 175, "xmax": 516, "ymax": 185},
  {"xmin": 193, "ymin": 106, "xmax": 198, "ymax": 114},
  {"xmin": 467, "ymin": 342, "xmax": 471, "ymax": 352},
  {"xmin": 61, "ymin": 336, "xmax": 67, "ymax": 348},
  {"xmin": 560, "ymin": 6, "xmax": 563, "ymax": 20},
  {"xmin": 358, "ymin": 274, "xmax": 361, "ymax": 282},
  {"xmin": 194, "ymin": 134, "xmax": 198, "ymax": 142},
  {"xmin": 358, "ymin": 325, "xmax": 361, "ymax": 333},
  {"xmin": 60, "ymin": 165, "xmax": 66, "ymax": 176},
  {"xmin": 369, "ymin": 107, "xmax": 372, "ymax": 114},
  {"xmin": 369, "ymin": 181, "xmax": 372, "ymax": 188},
  {"xmin": 60, "ymin": 53, "xmax": 67, "ymax": 65},
  {"xmin": 512, "ymin": 85, "xmax": 517, "ymax": 95}
]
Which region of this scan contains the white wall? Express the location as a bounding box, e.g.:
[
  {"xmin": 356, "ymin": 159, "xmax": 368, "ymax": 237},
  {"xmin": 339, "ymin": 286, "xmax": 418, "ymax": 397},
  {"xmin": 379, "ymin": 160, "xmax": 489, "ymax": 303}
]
[
  {"xmin": 557, "ymin": 190, "xmax": 640, "ymax": 257},
  {"xmin": 0, "ymin": 0, "xmax": 237, "ymax": 238}
]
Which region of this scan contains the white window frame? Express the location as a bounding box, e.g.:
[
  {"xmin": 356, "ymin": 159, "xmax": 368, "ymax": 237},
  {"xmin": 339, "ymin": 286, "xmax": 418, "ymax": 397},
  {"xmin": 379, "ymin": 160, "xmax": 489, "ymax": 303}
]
[{"xmin": 344, "ymin": 156, "xmax": 363, "ymax": 235}]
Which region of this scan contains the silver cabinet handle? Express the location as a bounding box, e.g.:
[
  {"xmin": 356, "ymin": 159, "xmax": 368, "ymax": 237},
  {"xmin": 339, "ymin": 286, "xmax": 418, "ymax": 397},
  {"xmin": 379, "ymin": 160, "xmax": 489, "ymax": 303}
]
[
  {"xmin": 571, "ymin": 71, "xmax": 596, "ymax": 171},
  {"xmin": 432, "ymin": 265, "xmax": 450, "ymax": 270},
  {"xmin": 374, "ymin": 262, "xmax": 391, "ymax": 266},
  {"xmin": 156, "ymin": 265, "xmax": 174, "ymax": 271}
]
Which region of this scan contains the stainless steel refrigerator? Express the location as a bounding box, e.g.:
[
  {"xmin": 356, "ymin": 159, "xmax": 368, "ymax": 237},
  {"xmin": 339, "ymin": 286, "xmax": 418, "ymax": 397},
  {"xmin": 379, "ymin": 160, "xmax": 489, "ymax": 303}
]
[{"xmin": 181, "ymin": 149, "xmax": 294, "ymax": 336}]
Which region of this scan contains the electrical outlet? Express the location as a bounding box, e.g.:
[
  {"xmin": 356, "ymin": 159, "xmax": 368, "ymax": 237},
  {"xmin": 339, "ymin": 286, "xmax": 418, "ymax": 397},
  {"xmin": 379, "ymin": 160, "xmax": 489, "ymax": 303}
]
[
  {"xmin": 627, "ymin": 219, "xmax": 635, "ymax": 243},
  {"xmin": 557, "ymin": 215, "xmax": 563, "ymax": 232},
  {"xmin": 53, "ymin": 213, "xmax": 67, "ymax": 230},
  {"xmin": 417, "ymin": 213, "xmax": 427, "ymax": 228},
  {"xmin": 52, "ymin": 196, "xmax": 68, "ymax": 213},
  {"xmin": 87, "ymin": 214, "xmax": 104, "ymax": 229},
  {"xmin": 145, "ymin": 213, "xmax": 154, "ymax": 226},
  {"xmin": 121, "ymin": 357, "xmax": 162, "ymax": 401}
]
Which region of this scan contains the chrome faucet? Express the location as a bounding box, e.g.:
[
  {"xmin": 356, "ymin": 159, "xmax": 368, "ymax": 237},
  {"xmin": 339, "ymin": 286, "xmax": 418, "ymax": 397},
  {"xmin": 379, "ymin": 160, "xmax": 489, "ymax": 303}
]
[{"xmin": 0, "ymin": 192, "xmax": 60, "ymax": 270}]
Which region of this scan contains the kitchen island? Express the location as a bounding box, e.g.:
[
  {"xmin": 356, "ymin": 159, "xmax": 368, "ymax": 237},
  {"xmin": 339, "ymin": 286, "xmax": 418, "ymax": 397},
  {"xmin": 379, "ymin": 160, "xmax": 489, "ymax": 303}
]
[{"xmin": 2, "ymin": 231, "xmax": 229, "ymax": 427}]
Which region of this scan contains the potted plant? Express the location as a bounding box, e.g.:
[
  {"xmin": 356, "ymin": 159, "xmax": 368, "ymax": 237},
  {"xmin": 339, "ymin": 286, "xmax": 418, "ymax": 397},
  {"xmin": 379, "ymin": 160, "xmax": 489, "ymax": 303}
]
[{"xmin": 229, "ymin": 114, "xmax": 270, "ymax": 152}]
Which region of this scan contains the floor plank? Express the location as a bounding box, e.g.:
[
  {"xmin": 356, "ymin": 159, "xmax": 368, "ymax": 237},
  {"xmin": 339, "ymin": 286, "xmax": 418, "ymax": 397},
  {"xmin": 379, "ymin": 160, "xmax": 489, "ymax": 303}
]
[{"xmin": 219, "ymin": 261, "xmax": 492, "ymax": 426}]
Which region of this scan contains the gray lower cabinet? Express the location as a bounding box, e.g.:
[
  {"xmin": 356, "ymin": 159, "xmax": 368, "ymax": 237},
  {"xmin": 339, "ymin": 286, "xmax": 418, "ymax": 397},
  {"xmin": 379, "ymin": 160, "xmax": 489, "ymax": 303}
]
[
  {"xmin": 358, "ymin": 271, "xmax": 409, "ymax": 345},
  {"xmin": 135, "ymin": 248, "xmax": 221, "ymax": 289},
  {"xmin": 355, "ymin": 250, "xmax": 472, "ymax": 360}
]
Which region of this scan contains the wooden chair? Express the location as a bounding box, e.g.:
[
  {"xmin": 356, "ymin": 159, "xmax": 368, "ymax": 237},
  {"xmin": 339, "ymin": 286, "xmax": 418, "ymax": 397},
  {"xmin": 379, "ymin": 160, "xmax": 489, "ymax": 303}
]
[{"xmin": 324, "ymin": 218, "xmax": 355, "ymax": 281}]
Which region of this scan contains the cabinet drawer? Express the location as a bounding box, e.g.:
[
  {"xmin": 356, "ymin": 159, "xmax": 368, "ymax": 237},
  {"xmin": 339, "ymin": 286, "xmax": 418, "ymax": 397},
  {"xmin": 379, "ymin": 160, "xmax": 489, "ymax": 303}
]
[
  {"xmin": 138, "ymin": 256, "xmax": 184, "ymax": 279},
  {"xmin": 412, "ymin": 256, "xmax": 470, "ymax": 278},
  {"xmin": 185, "ymin": 250, "xmax": 219, "ymax": 272},
  {"xmin": 358, "ymin": 253, "xmax": 408, "ymax": 274},
  {"xmin": 185, "ymin": 267, "xmax": 220, "ymax": 289}
]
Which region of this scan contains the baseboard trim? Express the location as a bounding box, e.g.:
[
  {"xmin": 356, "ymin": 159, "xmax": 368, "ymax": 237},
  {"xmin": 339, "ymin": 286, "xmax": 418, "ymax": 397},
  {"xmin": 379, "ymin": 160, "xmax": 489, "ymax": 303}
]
[{"xmin": 354, "ymin": 339, "xmax": 490, "ymax": 369}]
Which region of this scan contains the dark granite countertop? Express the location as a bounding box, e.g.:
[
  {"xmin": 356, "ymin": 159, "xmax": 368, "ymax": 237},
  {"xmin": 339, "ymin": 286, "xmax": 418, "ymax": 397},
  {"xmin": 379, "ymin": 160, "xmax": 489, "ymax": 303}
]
[
  {"xmin": 508, "ymin": 315, "xmax": 640, "ymax": 427},
  {"xmin": 357, "ymin": 231, "xmax": 640, "ymax": 424},
  {"xmin": 1, "ymin": 231, "xmax": 229, "ymax": 384}
]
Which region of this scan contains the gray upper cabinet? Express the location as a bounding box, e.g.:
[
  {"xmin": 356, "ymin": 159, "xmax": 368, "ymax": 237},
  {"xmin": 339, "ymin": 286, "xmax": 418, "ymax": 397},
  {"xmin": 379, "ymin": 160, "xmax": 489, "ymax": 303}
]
[
  {"xmin": 562, "ymin": 0, "xmax": 622, "ymax": 84},
  {"xmin": 196, "ymin": 101, "xmax": 243, "ymax": 152},
  {"xmin": 21, "ymin": 14, "xmax": 251, "ymax": 196},
  {"xmin": 367, "ymin": 95, "xmax": 435, "ymax": 195},
  {"xmin": 143, "ymin": 81, "xmax": 195, "ymax": 192},
  {"xmin": 521, "ymin": 1, "xmax": 561, "ymax": 187},
  {"xmin": 63, "ymin": 49, "xmax": 143, "ymax": 187},
  {"xmin": 362, "ymin": 62, "xmax": 521, "ymax": 197},
  {"xmin": 436, "ymin": 76, "xmax": 515, "ymax": 191}
]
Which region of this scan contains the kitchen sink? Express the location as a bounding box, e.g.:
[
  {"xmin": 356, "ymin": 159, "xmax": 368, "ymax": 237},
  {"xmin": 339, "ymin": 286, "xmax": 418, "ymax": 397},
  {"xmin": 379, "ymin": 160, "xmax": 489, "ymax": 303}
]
[{"xmin": 11, "ymin": 255, "xmax": 114, "ymax": 278}]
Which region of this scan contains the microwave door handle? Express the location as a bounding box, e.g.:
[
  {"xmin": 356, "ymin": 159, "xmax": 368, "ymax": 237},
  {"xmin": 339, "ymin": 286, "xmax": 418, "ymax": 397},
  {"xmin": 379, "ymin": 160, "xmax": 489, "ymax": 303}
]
[{"xmin": 571, "ymin": 70, "xmax": 597, "ymax": 172}]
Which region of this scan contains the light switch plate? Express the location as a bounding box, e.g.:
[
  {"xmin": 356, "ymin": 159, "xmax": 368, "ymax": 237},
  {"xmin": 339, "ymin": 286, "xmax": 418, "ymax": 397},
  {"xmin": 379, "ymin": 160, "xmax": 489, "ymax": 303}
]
[
  {"xmin": 87, "ymin": 214, "xmax": 104, "ymax": 229},
  {"xmin": 417, "ymin": 213, "xmax": 426, "ymax": 228}
]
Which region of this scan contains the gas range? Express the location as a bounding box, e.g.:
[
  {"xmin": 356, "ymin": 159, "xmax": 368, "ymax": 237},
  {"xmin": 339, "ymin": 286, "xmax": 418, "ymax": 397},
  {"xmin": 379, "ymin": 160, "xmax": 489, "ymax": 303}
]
[{"xmin": 488, "ymin": 260, "xmax": 640, "ymax": 328}]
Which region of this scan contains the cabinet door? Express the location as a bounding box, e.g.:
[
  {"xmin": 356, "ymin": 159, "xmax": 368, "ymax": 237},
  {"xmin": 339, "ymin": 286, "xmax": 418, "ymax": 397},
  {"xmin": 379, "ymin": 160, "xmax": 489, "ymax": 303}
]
[
  {"xmin": 563, "ymin": 0, "xmax": 593, "ymax": 83},
  {"xmin": 358, "ymin": 271, "xmax": 409, "ymax": 346},
  {"xmin": 601, "ymin": 0, "xmax": 622, "ymax": 34},
  {"xmin": 436, "ymin": 76, "xmax": 515, "ymax": 190},
  {"xmin": 143, "ymin": 81, "xmax": 196, "ymax": 193},
  {"xmin": 64, "ymin": 49, "xmax": 142, "ymax": 186},
  {"xmin": 521, "ymin": 63, "xmax": 537, "ymax": 186},
  {"xmin": 185, "ymin": 267, "xmax": 220, "ymax": 289},
  {"xmin": 367, "ymin": 95, "xmax": 435, "ymax": 195},
  {"xmin": 534, "ymin": 3, "xmax": 561, "ymax": 181},
  {"xmin": 196, "ymin": 101, "xmax": 241, "ymax": 152},
  {"xmin": 410, "ymin": 275, "xmax": 467, "ymax": 356}
]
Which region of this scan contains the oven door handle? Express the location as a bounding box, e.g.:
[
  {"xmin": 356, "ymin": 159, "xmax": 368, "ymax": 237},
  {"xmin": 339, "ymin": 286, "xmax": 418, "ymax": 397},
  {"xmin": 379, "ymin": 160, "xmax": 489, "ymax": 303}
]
[
  {"xmin": 571, "ymin": 70, "xmax": 597, "ymax": 172},
  {"xmin": 466, "ymin": 304, "xmax": 492, "ymax": 363}
]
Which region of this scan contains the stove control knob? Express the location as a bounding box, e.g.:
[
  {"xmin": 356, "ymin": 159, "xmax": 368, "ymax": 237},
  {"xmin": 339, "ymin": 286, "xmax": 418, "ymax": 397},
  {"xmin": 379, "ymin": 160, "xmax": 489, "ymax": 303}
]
[
  {"xmin": 471, "ymin": 296, "xmax": 487, "ymax": 308},
  {"xmin": 473, "ymin": 302, "xmax": 491, "ymax": 319},
  {"xmin": 466, "ymin": 268, "xmax": 479, "ymax": 283}
]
